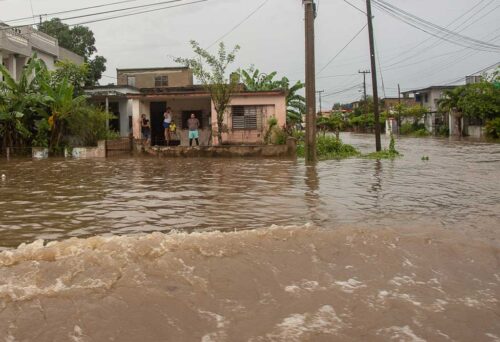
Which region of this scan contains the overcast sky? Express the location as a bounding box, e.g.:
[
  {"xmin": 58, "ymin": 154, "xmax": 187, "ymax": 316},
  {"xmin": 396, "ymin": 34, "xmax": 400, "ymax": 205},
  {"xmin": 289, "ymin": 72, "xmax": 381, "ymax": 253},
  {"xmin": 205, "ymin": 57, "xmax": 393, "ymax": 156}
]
[{"xmin": 2, "ymin": 0, "xmax": 499, "ymax": 107}]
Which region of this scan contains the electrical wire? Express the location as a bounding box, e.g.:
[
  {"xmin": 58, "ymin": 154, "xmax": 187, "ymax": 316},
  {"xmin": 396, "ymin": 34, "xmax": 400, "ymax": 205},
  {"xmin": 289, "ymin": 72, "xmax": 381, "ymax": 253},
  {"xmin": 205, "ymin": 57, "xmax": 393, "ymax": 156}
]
[
  {"xmin": 317, "ymin": 23, "xmax": 367, "ymax": 75},
  {"xmin": 67, "ymin": 0, "xmax": 207, "ymax": 27},
  {"xmin": 4, "ymin": 0, "xmax": 142, "ymax": 24},
  {"xmin": 205, "ymin": 0, "xmax": 270, "ymax": 49},
  {"xmin": 372, "ymin": 0, "xmax": 500, "ymax": 51},
  {"xmin": 1, "ymin": 0, "xmax": 191, "ymax": 30}
]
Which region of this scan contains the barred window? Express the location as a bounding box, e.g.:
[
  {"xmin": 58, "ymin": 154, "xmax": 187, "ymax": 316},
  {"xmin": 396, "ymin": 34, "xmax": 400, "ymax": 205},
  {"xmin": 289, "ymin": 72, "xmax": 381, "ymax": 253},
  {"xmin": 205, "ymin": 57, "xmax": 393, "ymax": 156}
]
[
  {"xmin": 127, "ymin": 76, "xmax": 136, "ymax": 87},
  {"xmin": 232, "ymin": 106, "xmax": 262, "ymax": 130},
  {"xmin": 155, "ymin": 76, "xmax": 168, "ymax": 87}
]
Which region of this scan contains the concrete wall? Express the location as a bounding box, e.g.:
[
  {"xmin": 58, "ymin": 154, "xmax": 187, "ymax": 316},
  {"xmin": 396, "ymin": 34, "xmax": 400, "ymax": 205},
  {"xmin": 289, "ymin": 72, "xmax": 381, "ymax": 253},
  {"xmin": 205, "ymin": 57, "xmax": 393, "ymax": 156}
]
[
  {"xmin": 467, "ymin": 125, "xmax": 485, "ymax": 138},
  {"xmin": 117, "ymin": 69, "xmax": 193, "ymax": 88},
  {"xmin": 37, "ymin": 50, "xmax": 56, "ymax": 70},
  {"xmin": 211, "ymin": 93, "xmax": 287, "ymax": 145},
  {"xmin": 58, "ymin": 47, "xmax": 85, "ymax": 65}
]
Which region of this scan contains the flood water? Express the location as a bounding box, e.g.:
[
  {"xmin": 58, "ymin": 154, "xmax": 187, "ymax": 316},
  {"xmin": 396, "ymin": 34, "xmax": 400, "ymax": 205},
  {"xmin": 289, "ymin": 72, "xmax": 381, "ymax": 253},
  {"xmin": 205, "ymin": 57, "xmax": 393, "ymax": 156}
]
[{"xmin": 0, "ymin": 133, "xmax": 499, "ymax": 341}]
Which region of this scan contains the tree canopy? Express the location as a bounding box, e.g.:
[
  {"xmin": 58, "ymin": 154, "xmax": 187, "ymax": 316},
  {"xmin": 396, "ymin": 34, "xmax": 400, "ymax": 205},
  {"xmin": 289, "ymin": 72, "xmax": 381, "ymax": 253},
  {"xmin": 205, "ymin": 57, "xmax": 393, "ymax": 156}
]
[{"xmin": 39, "ymin": 18, "xmax": 107, "ymax": 86}]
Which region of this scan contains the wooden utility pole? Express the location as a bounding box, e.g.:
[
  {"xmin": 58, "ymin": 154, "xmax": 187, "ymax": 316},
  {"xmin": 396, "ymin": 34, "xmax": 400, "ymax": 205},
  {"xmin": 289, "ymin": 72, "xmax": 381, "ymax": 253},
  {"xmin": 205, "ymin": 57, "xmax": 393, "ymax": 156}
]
[
  {"xmin": 303, "ymin": 0, "xmax": 317, "ymax": 162},
  {"xmin": 358, "ymin": 70, "xmax": 370, "ymax": 102},
  {"xmin": 365, "ymin": 0, "xmax": 381, "ymax": 151},
  {"xmin": 316, "ymin": 90, "xmax": 324, "ymax": 114}
]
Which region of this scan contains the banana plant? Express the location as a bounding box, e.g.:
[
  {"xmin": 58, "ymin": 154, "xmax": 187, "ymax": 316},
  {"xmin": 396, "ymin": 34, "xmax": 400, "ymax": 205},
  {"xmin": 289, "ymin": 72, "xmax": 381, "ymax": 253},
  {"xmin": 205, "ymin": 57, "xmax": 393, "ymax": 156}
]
[
  {"xmin": 0, "ymin": 54, "xmax": 48, "ymax": 149},
  {"xmin": 41, "ymin": 77, "xmax": 87, "ymax": 150}
]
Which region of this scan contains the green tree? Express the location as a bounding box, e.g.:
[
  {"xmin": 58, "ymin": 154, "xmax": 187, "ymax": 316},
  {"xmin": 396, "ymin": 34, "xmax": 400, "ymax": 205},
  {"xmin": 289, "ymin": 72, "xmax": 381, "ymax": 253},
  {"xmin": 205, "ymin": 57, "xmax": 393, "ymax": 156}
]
[
  {"xmin": 51, "ymin": 60, "xmax": 89, "ymax": 95},
  {"xmin": 39, "ymin": 18, "xmax": 106, "ymax": 86},
  {"xmin": 175, "ymin": 40, "xmax": 240, "ymax": 145}
]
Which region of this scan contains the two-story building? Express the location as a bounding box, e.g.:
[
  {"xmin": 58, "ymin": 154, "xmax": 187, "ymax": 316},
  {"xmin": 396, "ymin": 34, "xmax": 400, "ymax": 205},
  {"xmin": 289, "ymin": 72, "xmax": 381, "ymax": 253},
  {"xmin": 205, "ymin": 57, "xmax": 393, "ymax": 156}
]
[
  {"xmin": 85, "ymin": 67, "xmax": 287, "ymax": 146},
  {"xmin": 0, "ymin": 22, "xmax": 84, "ymax": 80},
  {"xmin": 402, "ymin": 86, "xmax": 458, "ymax": 134}
]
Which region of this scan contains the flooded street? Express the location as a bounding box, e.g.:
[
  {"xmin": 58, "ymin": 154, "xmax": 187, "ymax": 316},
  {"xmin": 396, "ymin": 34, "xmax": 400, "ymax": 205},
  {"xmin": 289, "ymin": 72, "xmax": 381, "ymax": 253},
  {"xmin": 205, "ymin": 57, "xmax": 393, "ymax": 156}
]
[{"xmin": 0, "ymin": 133, "xmax": 499, "ymax": 341}]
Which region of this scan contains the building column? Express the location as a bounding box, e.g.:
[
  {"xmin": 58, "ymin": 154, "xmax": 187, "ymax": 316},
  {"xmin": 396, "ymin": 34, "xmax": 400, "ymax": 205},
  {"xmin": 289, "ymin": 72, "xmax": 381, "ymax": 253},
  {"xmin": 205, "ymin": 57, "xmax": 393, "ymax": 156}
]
[
  {"xmin": 131, "ymin": 99, "xmax": 141, "ymax": 139},
  {"xmin": 7, "ymin": 55, "xmax": 17, "ymax": 81}
]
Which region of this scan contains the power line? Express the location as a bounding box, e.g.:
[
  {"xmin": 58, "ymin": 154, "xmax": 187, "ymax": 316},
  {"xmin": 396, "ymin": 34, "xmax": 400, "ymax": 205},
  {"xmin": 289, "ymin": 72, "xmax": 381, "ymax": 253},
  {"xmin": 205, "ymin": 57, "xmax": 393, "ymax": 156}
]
[
  {"xmin": 317, "ymin": 23, "xmax": 367, "ymax": 75},
  {"xmin": 206, "ymin": 0, "xmax": 270, "ymax": 49},
  {"xmin": 4, "ymin": 0, "xmax": 142, "ymax": 24},
  {"xmin": 372, "ymin": 0, "xmax": 500, "ymax": 51},
  {"xmin": 2, "ymin": 0, "xmax": 192, "ymax": 30},
  {"xmin": 342, "ymin": 0, "xmax": 366, "ymax": 15}
]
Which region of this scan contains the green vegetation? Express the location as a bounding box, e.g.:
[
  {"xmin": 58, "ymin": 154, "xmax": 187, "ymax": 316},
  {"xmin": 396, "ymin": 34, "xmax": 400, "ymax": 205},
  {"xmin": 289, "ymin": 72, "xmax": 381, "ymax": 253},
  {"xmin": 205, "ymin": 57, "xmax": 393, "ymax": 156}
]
[
  {"xmin": 0, "ymin": 54, "xmax": 118, "ymax": 154},
  {"xmin": 485, "ymin": 117, "xmax": 500, "ymax": 139},
  {"xmin": 363, "ymin": 134, "xmax": 401, "ymax": 160},
  {"xmin": 39, "ymin": 18, "xmax": 106, "ymax": 86},
  {"xmin": 238, "ymin": 66, "xmax": 305, "ymax": 125},
  {"xmin": 297, "ymin": 135, "xmax": 360, "ymax": 160},
  {"xmin": 175, "ymin": 41, "xmax": 240, "ymax": 145},
  {"xmin": 439, "ymin": 68, "xmax": 499, "ymax": 138}
]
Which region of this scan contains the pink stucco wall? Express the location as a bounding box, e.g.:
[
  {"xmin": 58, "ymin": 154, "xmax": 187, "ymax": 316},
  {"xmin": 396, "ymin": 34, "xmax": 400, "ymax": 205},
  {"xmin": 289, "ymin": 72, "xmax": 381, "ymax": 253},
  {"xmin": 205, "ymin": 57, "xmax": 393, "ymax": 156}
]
[{"xmin": 211, "ymin": 93, "xmax": 287, "ymax": 145}]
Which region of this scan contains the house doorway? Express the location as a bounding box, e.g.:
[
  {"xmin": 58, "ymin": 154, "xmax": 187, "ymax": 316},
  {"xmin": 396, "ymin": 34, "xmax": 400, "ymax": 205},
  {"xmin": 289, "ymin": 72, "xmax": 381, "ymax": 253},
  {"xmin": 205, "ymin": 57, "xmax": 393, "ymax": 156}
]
[{"xmin": 150, "ymin": 101, "xmax": 166, "ymax": 146}]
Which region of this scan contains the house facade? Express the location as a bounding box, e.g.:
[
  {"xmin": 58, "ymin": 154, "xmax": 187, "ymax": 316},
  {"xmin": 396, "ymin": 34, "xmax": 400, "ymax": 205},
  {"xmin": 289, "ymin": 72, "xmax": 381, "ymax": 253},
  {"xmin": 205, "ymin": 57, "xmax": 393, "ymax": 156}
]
[
  {"xmin": 402, "ymin": 86, "xmax": 458, "ymax": 134},
  {"xmin": 0, "ymin": 23, "xmax": 84, "ymax": 80},
  {"xmin": 85, "ymin": 67, "xmax": 287, "ymax": 146}
]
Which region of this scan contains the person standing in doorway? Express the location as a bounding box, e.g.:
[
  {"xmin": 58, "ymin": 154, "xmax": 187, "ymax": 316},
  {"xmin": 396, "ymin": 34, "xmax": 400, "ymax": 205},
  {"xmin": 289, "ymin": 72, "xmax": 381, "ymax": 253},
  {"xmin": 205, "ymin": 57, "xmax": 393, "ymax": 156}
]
[
  {"xmin": 141, "ymin": 114, "xmax": 150, "ymax": 144},
  {"xmin": 187, "ymin": 113, "xmax": 200, "ymax": 147},
  {"xmin": 163, "ymin": 107, "xmax": 172, "ymax": 145}
]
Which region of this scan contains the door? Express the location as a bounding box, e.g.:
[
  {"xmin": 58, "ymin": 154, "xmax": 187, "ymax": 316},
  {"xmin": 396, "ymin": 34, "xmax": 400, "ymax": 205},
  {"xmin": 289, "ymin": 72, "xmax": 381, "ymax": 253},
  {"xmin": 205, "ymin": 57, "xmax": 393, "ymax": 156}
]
[{"xmin": 150, "ymin": 102, "xmax": 166, "ymax": 146}]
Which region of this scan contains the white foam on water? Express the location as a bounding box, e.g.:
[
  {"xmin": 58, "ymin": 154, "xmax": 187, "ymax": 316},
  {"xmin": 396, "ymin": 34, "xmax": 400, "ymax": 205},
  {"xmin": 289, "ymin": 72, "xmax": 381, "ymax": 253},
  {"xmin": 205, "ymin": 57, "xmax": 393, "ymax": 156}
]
[
  {"xmin": 69, "ymin": 325, "xmax": 84, "ymax": 342},
  {"xmin": 199, "ymin": 310, "xmax": 228, "ymax": 342},
  {"xmin": 284, "ymin": 280, "xmax": 322, "ymax": 295},
  {"xmin": 334, "ymin": 278, "xmax": 366, "ymax": 293},
  {"xmin": 485, "ymin": 333, "xmax": 500, "ymax": 342},
  {"xmin": 257, "ymin": 305, "xmax": 345, "ymax": 341},
  {"xmin": 378, "ymin": 325, "xmax": 426, "ymax": 342}
]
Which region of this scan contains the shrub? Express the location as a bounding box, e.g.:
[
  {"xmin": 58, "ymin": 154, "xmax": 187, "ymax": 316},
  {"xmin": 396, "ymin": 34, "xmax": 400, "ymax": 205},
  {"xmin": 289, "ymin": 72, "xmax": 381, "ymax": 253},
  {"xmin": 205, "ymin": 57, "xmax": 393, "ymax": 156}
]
[
  {"xmin": 297, "ymin": 135, "xmax": 360, "ymax": 160},
  {"xmin": 66, "ymin": 105, "xmax": 116, "ymax": 146},
  {"xmin": 485, "ymin": 118, "xmax": 500, "ymax": 139}
]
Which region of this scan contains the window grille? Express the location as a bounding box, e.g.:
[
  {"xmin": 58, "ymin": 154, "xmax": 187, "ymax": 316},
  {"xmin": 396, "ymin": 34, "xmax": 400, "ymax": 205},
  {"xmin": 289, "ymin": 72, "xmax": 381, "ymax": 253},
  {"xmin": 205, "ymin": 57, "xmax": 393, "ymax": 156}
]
[
  {"xmin": 155, "ymin": 76, "xmax": 168, "ymax": 87},
  {"xmin": 232, "ymin": 106, "xmax": 262, "ymax": 130}
]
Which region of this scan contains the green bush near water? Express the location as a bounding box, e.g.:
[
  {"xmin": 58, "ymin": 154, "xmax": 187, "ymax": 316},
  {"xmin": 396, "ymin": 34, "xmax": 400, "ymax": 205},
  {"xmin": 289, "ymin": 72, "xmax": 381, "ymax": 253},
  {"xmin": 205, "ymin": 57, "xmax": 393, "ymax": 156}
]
[
  {"xmin": 297, "ymin": 135, "xmax": 360, "ymax": 160},
  {"xmin": 363, "ymin": 134, "xmax": 401, "ymax": 160},
  {"xmin": 485, "ymin": 118, "xmax": 500, "ymax": 139}
]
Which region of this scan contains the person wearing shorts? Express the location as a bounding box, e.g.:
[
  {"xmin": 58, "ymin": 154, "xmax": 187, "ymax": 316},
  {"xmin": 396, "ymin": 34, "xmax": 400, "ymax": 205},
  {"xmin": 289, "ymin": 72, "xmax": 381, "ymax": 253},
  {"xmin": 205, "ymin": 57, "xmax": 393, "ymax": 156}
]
[
  {"xmin": 163, "ymin": 108, "xmax": 172, "ymax": 145},
  {"xmin": 187, "ymin": 113, "xmax": 200, "ymax": 147}
]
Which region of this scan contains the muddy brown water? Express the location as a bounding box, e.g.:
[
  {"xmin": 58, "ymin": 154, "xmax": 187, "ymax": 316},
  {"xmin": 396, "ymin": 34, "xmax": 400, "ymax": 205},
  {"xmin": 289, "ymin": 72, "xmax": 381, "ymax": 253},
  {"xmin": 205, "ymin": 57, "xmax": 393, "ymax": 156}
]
[{"xmin": 0, "ymin": 133, "xmax": 499, "ymax": 341}]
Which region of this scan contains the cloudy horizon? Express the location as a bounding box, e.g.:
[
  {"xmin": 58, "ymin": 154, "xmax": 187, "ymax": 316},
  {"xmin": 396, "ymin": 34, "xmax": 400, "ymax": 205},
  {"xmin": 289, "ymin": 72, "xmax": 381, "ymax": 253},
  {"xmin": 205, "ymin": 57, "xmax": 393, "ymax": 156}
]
[{"xmin": 1, "ymin": 0, "xmax": 499, "ymax": 108}]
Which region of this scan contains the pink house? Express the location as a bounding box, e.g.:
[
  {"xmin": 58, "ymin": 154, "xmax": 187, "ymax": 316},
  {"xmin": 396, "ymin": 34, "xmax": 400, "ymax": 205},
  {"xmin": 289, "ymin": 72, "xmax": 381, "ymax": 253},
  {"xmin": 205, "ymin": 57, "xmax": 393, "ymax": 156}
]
[{"xmin": 85, "ymin": 67, "xmax": 287, "ymax": 146}]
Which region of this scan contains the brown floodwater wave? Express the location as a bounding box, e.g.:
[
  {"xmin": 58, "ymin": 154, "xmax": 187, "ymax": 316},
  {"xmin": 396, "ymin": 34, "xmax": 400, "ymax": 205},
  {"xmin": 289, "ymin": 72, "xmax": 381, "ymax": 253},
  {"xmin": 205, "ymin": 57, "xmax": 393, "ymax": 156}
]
[
  {"xmin": 0, "ymin": 134, "xmax": 499, "ymax": 340},
  {"xmin": 0, "ymin": 225, "xmax": 499, "ymax": 341}
]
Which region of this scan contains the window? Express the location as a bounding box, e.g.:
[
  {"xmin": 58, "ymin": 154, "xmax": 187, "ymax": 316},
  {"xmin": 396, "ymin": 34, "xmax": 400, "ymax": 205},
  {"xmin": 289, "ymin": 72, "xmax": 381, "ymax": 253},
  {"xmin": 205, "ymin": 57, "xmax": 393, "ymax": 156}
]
[
  {"xmin": 232, "ymin": 106, "xmax": 263, "ymax": 130},
  {"xmin": 155, "ymin": 76, "xmax": 168, "ymax": 87},
  {"xmin": 127, "ymin": 76, "xmax": 136, "ymax": 87}
]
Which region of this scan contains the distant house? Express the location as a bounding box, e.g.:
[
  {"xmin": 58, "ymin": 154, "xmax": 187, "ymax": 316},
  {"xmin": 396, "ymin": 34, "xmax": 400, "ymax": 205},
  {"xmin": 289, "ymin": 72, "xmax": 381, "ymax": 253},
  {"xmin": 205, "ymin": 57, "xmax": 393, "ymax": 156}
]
[
  {"xmin": 402, "ymin": 86, "xmax": 458, "ymax": 133},
  {"xmin": 380, "ymin": 97, "xmax": 417, "ymax": 112},
  {"xmin": 85, "ymin": 66, "xmax": 287, "ymax": 146},
  {"xmin": 0, "ymin": 23, "xmax": 84, "ymax": 80}
]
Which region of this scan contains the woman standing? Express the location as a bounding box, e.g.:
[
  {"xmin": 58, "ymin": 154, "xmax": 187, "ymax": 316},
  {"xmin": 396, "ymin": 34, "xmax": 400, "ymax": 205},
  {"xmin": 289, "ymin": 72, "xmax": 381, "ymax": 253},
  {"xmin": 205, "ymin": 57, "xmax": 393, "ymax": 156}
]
[{"xmin": 163, "ymin": 107, "xmax": 172, "ymax": 145}]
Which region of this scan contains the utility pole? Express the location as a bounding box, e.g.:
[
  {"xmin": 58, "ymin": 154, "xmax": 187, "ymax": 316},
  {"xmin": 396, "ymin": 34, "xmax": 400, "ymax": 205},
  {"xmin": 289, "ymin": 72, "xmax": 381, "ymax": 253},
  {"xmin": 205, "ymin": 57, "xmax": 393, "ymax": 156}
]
[
  {"xmin": 358, "ymin": 70, "xmax": 370, "ymax": 102},
  {"xmin": 303, "ymin": 0, "xmax": 317, "ymax": 162},
  {"xmin": 365, "ymin": 0, "xmax": 382, "ymax": 152},
  {"xmin": 316, "ymin": 90, "xmax": 324, "ymax": 114}
]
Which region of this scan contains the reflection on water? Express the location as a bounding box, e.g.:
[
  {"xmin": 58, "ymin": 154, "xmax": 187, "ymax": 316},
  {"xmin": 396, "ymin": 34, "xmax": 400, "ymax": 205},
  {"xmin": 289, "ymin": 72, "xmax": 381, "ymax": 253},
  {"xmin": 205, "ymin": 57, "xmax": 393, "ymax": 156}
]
[{"xmin": 0, "ymin": 133, "xmax": 499, "ymax": 248}]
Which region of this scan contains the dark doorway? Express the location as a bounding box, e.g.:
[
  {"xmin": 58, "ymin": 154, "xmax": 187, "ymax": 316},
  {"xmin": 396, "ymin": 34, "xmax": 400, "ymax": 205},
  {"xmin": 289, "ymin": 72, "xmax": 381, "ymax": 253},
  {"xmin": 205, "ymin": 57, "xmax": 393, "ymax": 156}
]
[
  {"xmin": 150, "ymin": 102, "xmax": 166, "ymax": 146},
  {"xmin": 109, "ymin": 102, "xmax": 120, "ymax": 132}
]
